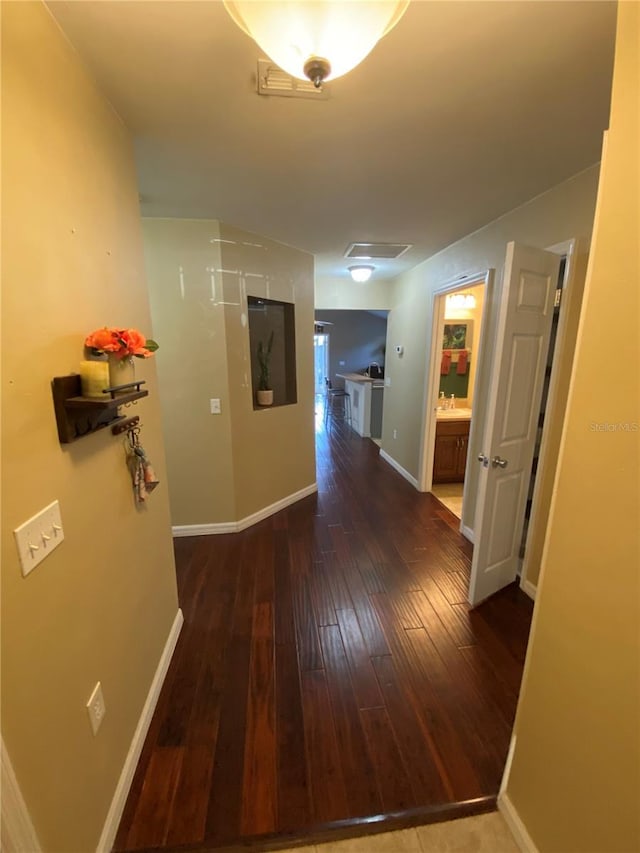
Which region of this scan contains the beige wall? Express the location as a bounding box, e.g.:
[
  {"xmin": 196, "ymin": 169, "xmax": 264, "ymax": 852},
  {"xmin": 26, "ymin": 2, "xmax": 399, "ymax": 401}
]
[
  {"xmin": 219, "ymin": 222, "xmax": 316, "ymax": 521},
  {"xmin": 142, "ymin": 218, "xmax": 236, "ymax": 525},
  {"xmin": 316, "ymin": 275, "xmax": 396, "ymax": 310},
  {"xmin": 1, "ymin": 5, "xmax": 179, "ymax": 851},
  {"xmin": 144, "ymin": 219, "xmax": 316, "ymax": 526},
  {"xmin": 383, "ymin": 165, "xmax": 599, "ymax": 531},
  {"xmin": 506, "ymin": 5, "xmax": 640, "ymax": 851}
]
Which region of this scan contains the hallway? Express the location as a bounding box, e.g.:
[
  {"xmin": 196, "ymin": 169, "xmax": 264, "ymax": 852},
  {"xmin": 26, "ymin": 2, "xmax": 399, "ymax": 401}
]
[{"xmin": 115, "ymin": 421, "xmax": 533, "ymax": 851}]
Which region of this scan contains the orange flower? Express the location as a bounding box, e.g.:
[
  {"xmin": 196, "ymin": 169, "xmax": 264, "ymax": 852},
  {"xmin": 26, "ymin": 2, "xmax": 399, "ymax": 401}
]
[
  {"xmin": 116, "ymin": 328, "xmax": 147, "ymax": 356},
  {"xmin": 85, "ymin": 326, "xmax": 159, "ymax": 359},
  {"xmin": 85, "ymin": 327, "xmax": 119, "ymax": 352}
]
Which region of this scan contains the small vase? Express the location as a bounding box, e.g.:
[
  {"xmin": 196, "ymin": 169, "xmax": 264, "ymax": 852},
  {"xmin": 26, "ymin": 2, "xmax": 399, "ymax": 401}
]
[
  {"xmin": 256, "ymin": 389, "xmax": 273, "ymax": 407},
  {"xmin": 108, "ymin": 354, "xmax": 135, "ymax": 391}
]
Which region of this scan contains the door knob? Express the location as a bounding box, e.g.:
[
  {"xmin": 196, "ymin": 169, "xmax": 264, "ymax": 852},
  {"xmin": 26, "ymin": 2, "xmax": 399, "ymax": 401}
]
[
  {"xmin": 477, "ymin": 453, "xmax": 489, "ymax": 467},
  {"xmin": 492, "ymin": 456, "xmax": 508, "ymax": 469}
]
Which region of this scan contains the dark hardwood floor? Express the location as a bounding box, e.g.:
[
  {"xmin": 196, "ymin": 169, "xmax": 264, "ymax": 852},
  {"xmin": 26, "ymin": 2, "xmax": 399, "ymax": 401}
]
[{"xmin": 115, "ymin": 414, "xmax": 533, "ymax": 852}]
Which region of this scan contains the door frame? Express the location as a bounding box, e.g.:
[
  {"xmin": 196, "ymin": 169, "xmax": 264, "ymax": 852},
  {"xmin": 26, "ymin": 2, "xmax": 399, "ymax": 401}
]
[
  {"xmin": 518, "ymin": 237, "xmax": 581, "ymax": 597},
  {"xmin": 418, "ymin": 268, "xmax": 495, "ymax": 542}
]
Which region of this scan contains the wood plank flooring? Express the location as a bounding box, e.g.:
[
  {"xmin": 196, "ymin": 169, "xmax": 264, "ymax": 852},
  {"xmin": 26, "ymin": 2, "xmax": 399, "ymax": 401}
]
[{"xmin": 115, "ymin": 417, "xmax": 533, "ymax": 852}]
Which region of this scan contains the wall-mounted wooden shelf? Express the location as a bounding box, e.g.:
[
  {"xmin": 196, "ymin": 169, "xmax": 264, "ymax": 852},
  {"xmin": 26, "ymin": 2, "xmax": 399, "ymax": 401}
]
[{"xmin": 52, "ymin": 374, "xmax": 148, "ymax": 443}]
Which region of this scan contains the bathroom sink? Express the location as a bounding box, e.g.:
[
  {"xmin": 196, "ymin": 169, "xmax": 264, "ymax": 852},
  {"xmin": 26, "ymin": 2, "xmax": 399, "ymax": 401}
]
[{"xmin": 436, "ymin": 407, "xmax": 472, "ymax": 419}]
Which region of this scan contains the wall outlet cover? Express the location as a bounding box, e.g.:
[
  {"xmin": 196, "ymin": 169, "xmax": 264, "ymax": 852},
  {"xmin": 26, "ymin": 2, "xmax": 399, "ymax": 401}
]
[{"xmin": 86, "ymin": 682, "xmax": 106, "ymax": 735}]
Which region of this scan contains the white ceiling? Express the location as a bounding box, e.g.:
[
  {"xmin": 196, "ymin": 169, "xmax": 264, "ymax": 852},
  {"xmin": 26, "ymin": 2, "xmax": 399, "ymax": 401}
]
[{"xmin": 48, "ymin": 1, "xmax": 617, "ymax": 283}]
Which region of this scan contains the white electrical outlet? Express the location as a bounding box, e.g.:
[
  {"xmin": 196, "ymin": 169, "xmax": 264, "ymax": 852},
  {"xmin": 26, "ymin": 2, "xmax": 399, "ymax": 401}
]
[
  {"xmin": 14, "ymin": 500, "xmax": 64, "ymax": 577},
  {"xmin": 210, "ymin": 398, "xmax": 221, "ymax": 414},
  {"xmin": 86, "ymin": 682, "xmax": 106, "ymax": 735},
  {"xmin": 385, "ymin": 376, "xmax": 391, "ymax": 387}
]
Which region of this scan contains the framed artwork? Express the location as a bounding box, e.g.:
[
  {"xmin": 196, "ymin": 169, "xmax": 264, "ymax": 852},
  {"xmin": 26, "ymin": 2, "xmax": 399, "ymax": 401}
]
[{"xmin": 442, "ymin": 320, "xmax": 473, "ymax": 351}]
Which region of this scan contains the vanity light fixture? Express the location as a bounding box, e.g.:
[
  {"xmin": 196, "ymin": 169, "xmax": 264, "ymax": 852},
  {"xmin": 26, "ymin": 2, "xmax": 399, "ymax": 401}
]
[
  {"xmin": 446, "ymin": 292, "xmax": 476, "ymax": 311},
  {"xmin": 223, "ymin": 1, "xmax": 409, "ymax": 88},
  {"xmin": 349, "ymin": 265, "xmax": 375, "ymax": 283}
]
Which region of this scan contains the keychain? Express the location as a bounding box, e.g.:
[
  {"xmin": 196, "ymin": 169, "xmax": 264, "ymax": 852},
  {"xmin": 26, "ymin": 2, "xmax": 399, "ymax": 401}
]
[{"xmin": 126, "ymin": 425, "xmax": 159, "ymax": 502}]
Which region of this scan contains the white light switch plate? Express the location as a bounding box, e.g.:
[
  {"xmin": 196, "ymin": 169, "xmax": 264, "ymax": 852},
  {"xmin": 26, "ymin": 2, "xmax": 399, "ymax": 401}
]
[
  {"xmin": 210, "ymin": 398, "xmax": 221, "ymax": 414},
  {"xmin": 14, "ymin": 500, "xmax": 64, "ymax": 577}
]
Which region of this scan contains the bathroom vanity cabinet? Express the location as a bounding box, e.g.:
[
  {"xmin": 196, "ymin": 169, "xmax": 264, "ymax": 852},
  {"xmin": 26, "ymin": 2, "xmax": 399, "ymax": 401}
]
[{"xmin": 433, "ymin": 418, "xmax": 470, "ymax": 483}]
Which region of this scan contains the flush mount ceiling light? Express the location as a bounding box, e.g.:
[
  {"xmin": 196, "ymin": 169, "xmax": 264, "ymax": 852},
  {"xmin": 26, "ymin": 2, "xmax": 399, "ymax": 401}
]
[
  {"xmin": 223, "ymin": 1, "xmax": 409, "ymax": 88},
  {"xmin": 446, "ymin": 292, "xmax": 477, "ymax": 311},
  {"xmin": 349, "ymin": 265, "xmax": 375, "ymax": 283}
]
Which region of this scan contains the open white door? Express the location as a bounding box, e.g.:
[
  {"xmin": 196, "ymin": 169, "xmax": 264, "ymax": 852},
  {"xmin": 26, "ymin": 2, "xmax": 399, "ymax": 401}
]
[{"xmin": 468, "ymin": 242, "xmax": 560, "ymax": 605}]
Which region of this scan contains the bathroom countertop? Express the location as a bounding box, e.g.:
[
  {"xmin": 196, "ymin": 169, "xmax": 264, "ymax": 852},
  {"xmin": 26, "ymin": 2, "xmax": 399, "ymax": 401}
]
[
  {"xmin": 337, "ymin": 373, "xmax": 385, "ymax": 387},
  {"xmin": 336, "ymin": 372, "xmax": 377, "ymax": 383},
  {"xmin": 436, "ymin": 407, "xmax": 473, "ymax": 420}
]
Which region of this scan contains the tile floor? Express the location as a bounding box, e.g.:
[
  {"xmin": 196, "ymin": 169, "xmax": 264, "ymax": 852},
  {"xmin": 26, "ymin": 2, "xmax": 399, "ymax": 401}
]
[
  {"xmin": 279, "ymin": 812, "xmax": 519, "ymax": 852},
  {"xmin": 430, "ymin": 483, "xmax": 464, "ymax": 519}
]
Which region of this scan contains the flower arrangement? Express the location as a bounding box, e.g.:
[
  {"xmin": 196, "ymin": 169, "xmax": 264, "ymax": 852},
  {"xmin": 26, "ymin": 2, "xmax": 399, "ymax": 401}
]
[{"xmin": 85, "ymin": 327, "xmax": 159, "ymax": 360}]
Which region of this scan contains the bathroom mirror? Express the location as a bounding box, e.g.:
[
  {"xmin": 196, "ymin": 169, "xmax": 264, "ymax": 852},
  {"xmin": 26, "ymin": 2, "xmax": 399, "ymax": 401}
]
[{"xmin": 440, "ymin": 320, "xmax": 473, "ymax": 398}]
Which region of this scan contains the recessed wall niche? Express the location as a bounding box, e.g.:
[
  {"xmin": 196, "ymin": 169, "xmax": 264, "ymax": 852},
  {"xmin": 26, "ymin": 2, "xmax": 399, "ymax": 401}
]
[{"xmin": 247, "ymin": 296, "xmax": 297, "ymax": 409}]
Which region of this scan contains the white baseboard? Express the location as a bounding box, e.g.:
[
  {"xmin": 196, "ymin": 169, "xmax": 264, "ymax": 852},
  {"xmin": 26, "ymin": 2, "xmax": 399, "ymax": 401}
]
[
  {"xmin": 499, "ymin": 734, "xmax": 516, "ymax": 797},
  {"xmin": 96, "ymin": 609, "xmax": 184, "ymax": 853},
  {"xmin": 498, "ymin": 791, "xmax": 540, "ymax": 853},
  {"xmin": 1, "ymin": 737, "xmax": 42, "ymax": 852},
  {"xmin": 379, "ymin": 450, "xmax": 419, "ymax": 489},
  {"xmin": 172, "ymin": 482, "xmax": 318, "ymax": 537},
  {"xmin": 172, "ymin": 521, "xmax": 238, "ymax": 536},
  {"xmin": 521, "ymin": 578, "xmax": 537, "ymax": 601},
  {"xmin": 461, "ymin": 523, "xmax": 475, "ymax": 544}
]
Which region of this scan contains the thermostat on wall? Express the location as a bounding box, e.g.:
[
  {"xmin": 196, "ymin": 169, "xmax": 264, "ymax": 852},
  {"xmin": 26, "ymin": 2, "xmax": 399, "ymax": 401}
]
[{"xmin": 395, "ymin": 345, "xmax": 404, "ymax": 355}]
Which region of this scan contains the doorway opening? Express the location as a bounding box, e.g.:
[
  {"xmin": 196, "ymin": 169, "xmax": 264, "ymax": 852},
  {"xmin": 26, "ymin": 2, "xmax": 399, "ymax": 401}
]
[
  {"xmin": 419, "ymin": 269, "xmax": 494, "ymax": 541},
  {"xmin": 313, "ymin": 332, "xmax": 329, "ymax": 396},
  {"xmin": 430, "ymin": 280, "xmax": 487, "ymax": 520},
  {"xmin": 518, "ymin": 255, "xmax": 566, "ymax": 558}
]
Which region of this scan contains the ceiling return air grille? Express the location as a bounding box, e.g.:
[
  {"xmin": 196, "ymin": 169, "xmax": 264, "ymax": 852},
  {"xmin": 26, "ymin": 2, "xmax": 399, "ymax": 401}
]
[
  {"xmin": 257, "ymin": 59, "xmax": 329, "ymax": 100},
  {"xmin": 345, "ymin": 242, "xmax": 412, "ymax": 260}
]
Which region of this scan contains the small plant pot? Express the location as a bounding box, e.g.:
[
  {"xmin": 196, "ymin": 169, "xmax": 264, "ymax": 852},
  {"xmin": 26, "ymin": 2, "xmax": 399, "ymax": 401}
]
[{"xmin": 257, "ymin": 389, "xmax": 274, "ymax": 407}]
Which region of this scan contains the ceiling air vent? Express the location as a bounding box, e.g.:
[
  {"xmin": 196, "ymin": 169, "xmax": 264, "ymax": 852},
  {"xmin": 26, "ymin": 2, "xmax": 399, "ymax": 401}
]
[
  {"xmin": 257, "ymin": 59, "xmax": 329, "ymax": 100},
  {"xmin": 345, "ymin": 242, "xmax": 412, "ymax": 260}
]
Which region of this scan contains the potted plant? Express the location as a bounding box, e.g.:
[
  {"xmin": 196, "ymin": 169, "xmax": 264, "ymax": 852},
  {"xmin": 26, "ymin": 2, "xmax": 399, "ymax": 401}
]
[{"xmin": 256, "ymin": 330, "xmax": 274, "ymax": 406}]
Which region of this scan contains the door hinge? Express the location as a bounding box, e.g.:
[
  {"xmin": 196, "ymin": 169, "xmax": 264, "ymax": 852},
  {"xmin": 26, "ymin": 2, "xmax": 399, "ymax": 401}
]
[{"xmin": 554, "ymin": 288, "xmax": 562, "ymax": 308}]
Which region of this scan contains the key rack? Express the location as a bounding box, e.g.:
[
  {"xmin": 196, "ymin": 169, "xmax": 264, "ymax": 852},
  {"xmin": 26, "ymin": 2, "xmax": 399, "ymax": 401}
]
[{"xmin": 52, "ymin": 374, "xmax": 148, "ymax": 443}]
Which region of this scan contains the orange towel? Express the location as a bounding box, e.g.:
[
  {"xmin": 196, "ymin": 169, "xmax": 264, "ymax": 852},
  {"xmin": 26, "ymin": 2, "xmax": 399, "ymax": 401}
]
[
  {"xmin": 457, "ymin": 349, "xmax": 468, "ymax": 375},
  {"xmin": 441, "ymin": 350, "xmax": 452, "ymax": 375}
]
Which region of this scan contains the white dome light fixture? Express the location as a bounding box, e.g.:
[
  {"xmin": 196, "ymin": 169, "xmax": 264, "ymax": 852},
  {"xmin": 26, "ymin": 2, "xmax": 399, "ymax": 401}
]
[
  {"xmin": 223, "ymin": 1, "xmax": 409, "ymax": 88},
  {"xmin": 349, "ymin": 265, "xmax": 375, "ymax": 283}
]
